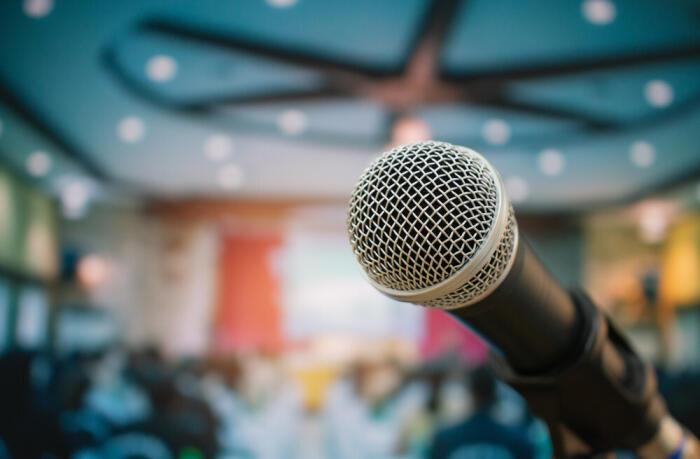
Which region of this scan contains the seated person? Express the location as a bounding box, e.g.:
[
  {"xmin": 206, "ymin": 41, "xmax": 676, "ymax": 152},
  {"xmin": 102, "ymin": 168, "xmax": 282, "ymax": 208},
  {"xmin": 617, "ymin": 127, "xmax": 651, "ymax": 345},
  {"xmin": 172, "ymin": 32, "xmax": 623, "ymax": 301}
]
[{"xmin": 429, "ymin": 367, "xmax": 534, "ymax": 459}]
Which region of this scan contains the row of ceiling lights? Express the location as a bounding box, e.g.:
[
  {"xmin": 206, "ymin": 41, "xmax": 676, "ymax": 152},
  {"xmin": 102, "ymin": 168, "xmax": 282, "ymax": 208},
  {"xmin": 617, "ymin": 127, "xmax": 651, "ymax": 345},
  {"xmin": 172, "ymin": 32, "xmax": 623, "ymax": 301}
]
[
  {"xmin": 394, "ymin": 114, "xmax": 662, "ymax": 203},
  {"xmin": 18, "ymin": 0, "xmax": 636, "ymax": 29},
  {"xmin": 493, "ymin": 76, "xmax": 672, "ymax": 202},
  {"xmin": 133, "ymin": 0, "xmax": 672, "ymax": 200},
  {"xmin": 114, "ymin": 109, "xmax": 308, "ymax": 192},
  {"xmin": 20, "ymin": 0, "xmax": 299, "ymax": 197},
  {"xmin": 123, "ymin": 47, "xmax": 311, "ymax": 191},
  {"xmin": 0, "ymin": 113, "xmax": 669, "ymax": 208},
  {"xmin": 504, "ymin": 139, "xmax": 657, "ymax": 204},
  {"xmin": 20, "ymin": 0, "xmax": 623, "ymax": 25},
  {"xmin": 11, "ymin": 0, "xmax": 300, "ymax": 218},
  {"xmin": 21, "ymin": 0, "xmax": 299, "ymax": 20},
  {"xmin": 140, "ymin": 55, "xmax": 670, "ymax": 194},
  {"xmin": 14, "ymin": 0, "xmax": 681, "ymax": 207}
]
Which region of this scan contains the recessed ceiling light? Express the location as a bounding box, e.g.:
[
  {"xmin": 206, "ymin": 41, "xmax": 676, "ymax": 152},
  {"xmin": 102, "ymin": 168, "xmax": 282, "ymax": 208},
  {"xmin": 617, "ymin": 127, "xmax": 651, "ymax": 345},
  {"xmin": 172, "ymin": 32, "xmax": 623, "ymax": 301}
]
[
  {"xmin": 218, "ymin": 164, "xmax": 244, "ymax": 190},
  {"xmin": 581, "ymin": 0, "xmax": 616, "ymax": 25},
  {"xmin": 538, "ymin": 149, "xmax": 565, "ymax": 176},
  {"xmin": 629, "ymin": 141, "xmax": 655, "ymax": 168},
  {"xmin": 505, "ymin": 176, "xmax": 529, "ymax": 203},
  {"xmin": 266, "ymin": 0, "xmax": 298, "ymax": 7},
  {"xmin": 23, "ymin": 0, "xmax": 53, "ymax": 18},
  {"xmin": 277, "ymin": 110, "xmax": 308, "ymax": 136},
  {"xmin": 26, "ymin": 151, "xmax": 52, "ymax": 177},
  {"xmin": 117, "ymin": 116, "xmax": 145, "ymax": 143},
  {"xmin": 203, "ymin": 134, "xmax": 233, "ymax": 161},
  {"xmin": 644, "ymin": 80, "xmax": 674, "ymax": 108},
  {"xmin": 146, "ymin": 55, "xmax": 178, "ymax": 83},
  {"xmin": 60, "ymin": 179, "xmax": 91, "ymax": 219},
  {"xmin": 482, "ymin": 119, "xmax": 510, "ymax": 145}
]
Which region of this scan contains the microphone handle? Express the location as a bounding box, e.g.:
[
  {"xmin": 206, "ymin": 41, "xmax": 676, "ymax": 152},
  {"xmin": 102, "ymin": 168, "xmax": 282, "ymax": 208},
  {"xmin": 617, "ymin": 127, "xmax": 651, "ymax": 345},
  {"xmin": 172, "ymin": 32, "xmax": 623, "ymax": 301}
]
[{"xmin": 448, "ymin": 237, "xmax": 690, "ymax": 456}]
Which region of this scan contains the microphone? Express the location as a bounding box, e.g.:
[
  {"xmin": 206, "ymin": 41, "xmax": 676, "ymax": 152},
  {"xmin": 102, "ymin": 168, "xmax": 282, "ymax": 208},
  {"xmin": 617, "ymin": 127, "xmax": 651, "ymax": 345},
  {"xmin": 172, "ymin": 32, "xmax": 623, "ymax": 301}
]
[
  {"xmin": 347, "ymin": 140, "xmax": 578, "ymax": 373},
  {"xmin": 346, "ymin": 141, "xmax": 698, "ymax": 457}
]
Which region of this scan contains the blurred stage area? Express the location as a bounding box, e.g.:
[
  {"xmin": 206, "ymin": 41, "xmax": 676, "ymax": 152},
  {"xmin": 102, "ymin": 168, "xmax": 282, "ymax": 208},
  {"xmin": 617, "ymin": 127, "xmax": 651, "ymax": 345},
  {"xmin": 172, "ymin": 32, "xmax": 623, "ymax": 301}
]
[{"xmin": 1, "ymin": 0, "xmax": 700, "ymax": 458}]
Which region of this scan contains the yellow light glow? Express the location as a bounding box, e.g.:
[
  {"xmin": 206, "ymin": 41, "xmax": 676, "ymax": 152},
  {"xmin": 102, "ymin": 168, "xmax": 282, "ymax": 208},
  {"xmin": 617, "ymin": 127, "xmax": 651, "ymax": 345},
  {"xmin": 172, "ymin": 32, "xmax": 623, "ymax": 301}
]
[{"xmin": 659, "ymin": 215, "xmax": 700, "ymax": 308}]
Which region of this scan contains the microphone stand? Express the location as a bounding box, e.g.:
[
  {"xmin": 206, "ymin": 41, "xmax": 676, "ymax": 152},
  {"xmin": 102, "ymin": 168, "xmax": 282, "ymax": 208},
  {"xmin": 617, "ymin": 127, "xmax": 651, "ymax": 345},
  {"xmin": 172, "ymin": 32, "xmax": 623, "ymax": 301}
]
[{"xmin": 489, "ymin": 290, "xmax": 699, "ymax": 458}]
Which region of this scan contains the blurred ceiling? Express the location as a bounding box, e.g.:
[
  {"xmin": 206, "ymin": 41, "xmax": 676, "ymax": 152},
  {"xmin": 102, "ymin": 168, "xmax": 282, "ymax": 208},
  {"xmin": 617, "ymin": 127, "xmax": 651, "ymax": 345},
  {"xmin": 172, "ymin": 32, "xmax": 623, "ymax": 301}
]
[{"xmin": 0, "ymin": 0, "xmax": 699, "ymax": 212}]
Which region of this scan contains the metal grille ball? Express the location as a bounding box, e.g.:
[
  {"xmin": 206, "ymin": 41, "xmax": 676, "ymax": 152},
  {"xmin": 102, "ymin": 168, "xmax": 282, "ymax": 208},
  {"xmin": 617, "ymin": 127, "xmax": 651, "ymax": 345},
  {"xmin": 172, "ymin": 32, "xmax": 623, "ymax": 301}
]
[{"xmin": 349, "ymin": 141, "xmax": 519, "ymax": 305}]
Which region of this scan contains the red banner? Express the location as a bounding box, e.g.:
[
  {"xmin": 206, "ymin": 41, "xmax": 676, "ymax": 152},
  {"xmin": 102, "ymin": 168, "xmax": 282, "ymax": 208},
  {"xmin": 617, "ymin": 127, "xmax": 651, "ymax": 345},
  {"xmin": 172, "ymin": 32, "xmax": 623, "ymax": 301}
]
[{"xmin": 213, "ymin": 232, "xmax": 283, "ymax": 353}]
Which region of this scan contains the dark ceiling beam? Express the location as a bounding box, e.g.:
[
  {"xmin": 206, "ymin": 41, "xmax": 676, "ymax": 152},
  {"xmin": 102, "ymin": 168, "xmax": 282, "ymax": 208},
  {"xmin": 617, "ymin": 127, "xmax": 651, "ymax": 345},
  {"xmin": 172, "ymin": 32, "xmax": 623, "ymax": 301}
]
[
  {"xmin": 0, "ymin": 77, "xmax": 111, "ymax": 183},
  {"xmin": 102, "ymin": 45, "xmax": 344, "ymax": 112},
  {"xmin": 101, "ymin": 46, "xmax": 392, "ymax": 148},
  {"xmin": 141, "ymin": 19, "xmax": 400, "ymax": 78},
  {"xmin": 100, "ymin": 47, "xmax": 211, "ymax": 116},
  {"xmin": 496, "ymin": 91, "xmax": 700, "ymax": 138},
  {"xmin": 181, "ymin": 87, "xmax": 345, "ymax": 112},
  {"xmin": 404, "ymin": 0, "xmax": 463, "ymax": 67},
  {"xmin": 444, "ymin": 47, "xmax": 700, "ymax": 82}
]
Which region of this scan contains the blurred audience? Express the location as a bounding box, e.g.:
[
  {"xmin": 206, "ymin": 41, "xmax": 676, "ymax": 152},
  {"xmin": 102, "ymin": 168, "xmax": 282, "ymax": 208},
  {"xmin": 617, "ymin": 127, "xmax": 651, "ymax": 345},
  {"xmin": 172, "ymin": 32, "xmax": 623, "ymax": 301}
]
[{"xmin": 0, "ymin": 343, "xmax": 698, "ymax": 458}]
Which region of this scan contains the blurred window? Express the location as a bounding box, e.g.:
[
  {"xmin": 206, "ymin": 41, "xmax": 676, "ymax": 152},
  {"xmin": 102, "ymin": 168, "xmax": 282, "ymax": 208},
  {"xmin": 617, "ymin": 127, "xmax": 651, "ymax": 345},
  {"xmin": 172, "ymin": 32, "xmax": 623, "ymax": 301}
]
[{"xmin": 14, "ymin": 285, "xmax": 49, "ymax": 349}]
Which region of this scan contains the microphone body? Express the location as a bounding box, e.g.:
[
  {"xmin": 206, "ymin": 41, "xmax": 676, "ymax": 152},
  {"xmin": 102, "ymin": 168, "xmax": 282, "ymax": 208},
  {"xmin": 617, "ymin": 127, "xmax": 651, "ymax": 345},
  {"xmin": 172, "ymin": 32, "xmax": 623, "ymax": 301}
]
[
  {"xmin": 436, "ymin": 230, "xmax": 668, "ymax": 455},
  {"xmin": 444, "ymin": 227, "xmax": 667, "ymax": 454},
  {"xmin": 450, "ymin": 237, "xmax": 580, "ymax": 374},
  {"xmin": 346, "ymin": 141, "xmax": 698, "ymax": 457}
]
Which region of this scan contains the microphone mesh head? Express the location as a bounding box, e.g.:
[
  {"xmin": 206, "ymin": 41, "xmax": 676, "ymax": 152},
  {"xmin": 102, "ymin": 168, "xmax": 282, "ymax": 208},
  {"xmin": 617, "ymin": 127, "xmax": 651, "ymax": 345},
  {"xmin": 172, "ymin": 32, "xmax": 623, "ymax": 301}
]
[
  {"xmin": 420, "ymin": 214, "xmax": 516, "ymax": 309},
  {"xmin": 347, "ymin": 141, "xmax": 517, "ymax": 309}
]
